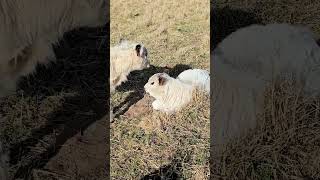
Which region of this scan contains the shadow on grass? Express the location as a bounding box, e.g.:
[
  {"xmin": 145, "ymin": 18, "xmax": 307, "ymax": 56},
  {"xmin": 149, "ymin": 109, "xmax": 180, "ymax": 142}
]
[
  {"xmin": 140, "ymin": 159, "xmax": 183, "ymax": 180},
  {"xmin": 8, "ymin": 24, "xmax": 108, "ymax": 179},
  {"xmin": 211, "ymin": 6, "xmax": 263, "ymax": 50},
  {"xmin": 112, "ymin": 64, "xmax": 192, "ymax": 119},
  {"xmin": 210, "ymin": 5, "xmax": 262, "ymax": 177}
]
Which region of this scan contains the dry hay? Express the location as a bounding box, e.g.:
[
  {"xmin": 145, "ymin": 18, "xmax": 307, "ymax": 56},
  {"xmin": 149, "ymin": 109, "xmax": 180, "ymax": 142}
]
[
  {"xmin": 111, "ymin": 90, "xmax": 210, "ymax": 179},
  {"xmin": 211, "ymin": 79, "xmax": 320, "ymax": 180}
]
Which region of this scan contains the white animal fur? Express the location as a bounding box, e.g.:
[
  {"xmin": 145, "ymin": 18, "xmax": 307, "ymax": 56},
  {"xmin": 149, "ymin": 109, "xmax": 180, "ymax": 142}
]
[
  {"xmin": 109, "ymin": 39, "xmax": 150, "ymax": 122},
  {"xmin": 212, "ymin": 23, "xmax": 320, "ymax": 147},
  {"xmin": 0, "ymin": 1, "xmax": 107, "ymax": 178},
  {"xmin": 110, "ymin": 39, "xmax": 150, "ymax": 92},
  {"xmin": 177, "ymin": 69, "xmax": 210, "ymax": 94},
  {"xmin": 144, "ymin": 73, "xmax": 194, "ymax": 113},
  {"xmin": 0, "ymin": 0, "xmax": 107, "ymax": 98}
]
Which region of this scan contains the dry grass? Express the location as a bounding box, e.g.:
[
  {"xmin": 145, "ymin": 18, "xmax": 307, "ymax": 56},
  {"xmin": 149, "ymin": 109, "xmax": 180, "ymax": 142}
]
[
  {"xmin": 0, "ymin": 25, "xmax": 108, "ymax": 179},
  {"xmin": 111, "ymin": 92, "xmax": 210, "ymax": 179},
  {"xmin": 212, "ymin": 1, "xmax": 320, "ymax": 179},
  {"xmin": 212, "ymin": 80, "xmax": 320, "ymax": 180},
  {"xmin": 110, "ymin": 0, "xmax": 210, "ymax": 179}
]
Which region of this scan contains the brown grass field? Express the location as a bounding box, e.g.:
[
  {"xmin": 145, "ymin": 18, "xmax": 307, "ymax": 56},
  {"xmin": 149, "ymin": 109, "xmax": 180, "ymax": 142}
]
[
  {"xmin": 212, "ymin": 0, "xmax": 320, "ymax": 179},
  {"xmin": 110, "ymin": 0, "xmax": 210, "ymax": 179}
]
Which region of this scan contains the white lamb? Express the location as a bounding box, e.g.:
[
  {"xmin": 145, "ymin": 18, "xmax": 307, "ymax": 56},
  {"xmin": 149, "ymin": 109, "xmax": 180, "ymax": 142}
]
[
  {"xmin": 144, "ymin": 73, "xmax": 194, "ymax": 113},
  {"xmin": 0, "ymin": 0, "xmax": 107, "ymax": 98},
  {"xmin": 110, "ymin": 39, "xmax": 150, "ymax": 92},
  {"xmin": 177, "ymin": 69, "xmax": 210, "ymax": 94},
  {"xmin": 212, "ymin": 23, "xmax": 320, "ymax": 147}
]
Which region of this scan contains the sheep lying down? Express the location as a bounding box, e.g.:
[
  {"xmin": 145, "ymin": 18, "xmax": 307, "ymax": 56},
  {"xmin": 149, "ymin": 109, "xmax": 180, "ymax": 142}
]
[
  {"xmin": 177, "ymin": 69, "xmax": 210, "ymax": 94},
  {"xmin": 212, "ymin": 23, "xmax": 320, "ymax": 146},
  {"xmin": 144, "ymin": 69, "xmax": 210, "ymax": 113}
]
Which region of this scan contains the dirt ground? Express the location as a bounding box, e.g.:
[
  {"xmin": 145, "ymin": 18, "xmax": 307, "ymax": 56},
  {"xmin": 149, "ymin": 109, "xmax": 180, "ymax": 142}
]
[{"xmin": 37, "ymin": 116, "xmax": 108, "ymax": 180}]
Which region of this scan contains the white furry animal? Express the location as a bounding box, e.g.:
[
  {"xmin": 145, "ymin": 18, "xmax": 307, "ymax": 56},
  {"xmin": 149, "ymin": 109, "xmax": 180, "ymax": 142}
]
[
  {"xmin": 144, "ymin": 73, "xmax": 194, "ymax": 113},
  {"xmin": 0, "ymin": 0, "xmax": 107, "ymax": 98},
  {"xmin": 212, "ymin": 23, "xmax": 320, "ymax": 147},
  {"xmin": 177, "ymin": 69, "xmax": 210, "ymax": 93},
  {"xmin": 110, "ymin": 39, "xmax": 150, "ymax": 92},
  {"xmin": 0, "ymin": 1, "xmax": 107, "ymax": 178}
]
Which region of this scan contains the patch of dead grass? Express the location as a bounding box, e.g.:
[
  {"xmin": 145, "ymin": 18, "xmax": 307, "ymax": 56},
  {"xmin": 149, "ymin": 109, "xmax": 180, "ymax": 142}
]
[
  {"xmin": 111, "ymin": 91, "xmax": 210, "ymax": 179},
  {"xmin": 212, "ymin": 79, "xmax": 320, "ymax": 180},
  {"xmin": 111, "ymin": 0, "xmax": 210, "ymax": 179}
]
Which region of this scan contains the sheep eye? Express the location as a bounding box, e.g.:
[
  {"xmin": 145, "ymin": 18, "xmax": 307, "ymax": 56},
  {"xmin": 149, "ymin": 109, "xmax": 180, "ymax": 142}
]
[{"xmin": 151, "ymin": 82, "xmax": 154, "ymax": 85}]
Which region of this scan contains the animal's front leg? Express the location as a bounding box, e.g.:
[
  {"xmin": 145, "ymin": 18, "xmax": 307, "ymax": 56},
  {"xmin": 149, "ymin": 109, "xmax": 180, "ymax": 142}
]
[
  {"xmin": 8, "ymin": 39, "xmax": 55, "ymax": 78},
  {"xmin": 152, "ymin": 100, "xmax": 164, "ymax": 111},
  {"xmin": 117, "ymin": 74, "xmax": 128, "ymax": 86},
  {"xmin": 110, "ymin": 85, "xmax": 116, "ymax": 93}
]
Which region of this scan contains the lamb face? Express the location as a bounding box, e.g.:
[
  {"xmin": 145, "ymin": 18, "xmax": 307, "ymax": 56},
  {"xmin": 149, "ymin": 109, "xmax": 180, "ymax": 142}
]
[
  {"xmin": 131, "ymin": 43, "xmax": 150, "ymax": 70},
  {"xmin": 116, "ymin": 39, "xmax": 150, "ymax": 70},
  {"xmin": 144, "ymin": 73, "xmax": 169, "ymax": 99},
  {"xmin": 110, "ymin": 40, "xmax": 150, "ymax": 91},
  {"xmin": 145, "ymin": 73, "xmax": 194, "ymax": 113}
]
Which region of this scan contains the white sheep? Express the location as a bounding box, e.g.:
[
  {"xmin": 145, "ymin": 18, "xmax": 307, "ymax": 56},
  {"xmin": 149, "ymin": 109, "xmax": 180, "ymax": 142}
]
[
  {"xmin": 144, "ymin": 69, "xmax": 210, "ymax": 114},
  {"xmin": 109, "ymin": 39, "xmax": 150, "ymax": 122},
  {"xmin": 144, "ymin": 73, "xmax": 194, "ymax": 113},
  {"xmin": 110, "ymin": 39, "xmax": 150, "ymax": 92},
  {"xmin": 0, "ymin": 0, "xmax": 107, "ymax": 98},
  {"xmin": 212, "ymin": 23, "xmax": 320, "ymax": 147},
  {"xmin": 177, "ymin": 69, "xmax": 210, "ymax": 94}
]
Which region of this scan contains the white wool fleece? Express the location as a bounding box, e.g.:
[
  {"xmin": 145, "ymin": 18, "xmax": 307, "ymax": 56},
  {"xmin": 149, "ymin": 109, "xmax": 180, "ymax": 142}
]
[
  {"xmin": 177, "ymin": 69, "xmax": 210, "ymax": 94},
  {"xmin": 0, "ymin": 0, "xmax": 107, "ymax": 97},
  {"xmin": 212, "ymin": 23, "xmax": 320, "ymax": 146},
  {"xmin": 144, "ymin": 73, "xmax": 194, "ymax": 113}
]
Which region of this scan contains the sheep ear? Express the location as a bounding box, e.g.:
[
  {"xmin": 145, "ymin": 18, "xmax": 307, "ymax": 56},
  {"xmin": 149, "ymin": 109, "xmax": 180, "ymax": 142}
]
[
  {"xmin": 158, "ymin": 75, "xmax": 167, "ymax": 86},
  {"xmin": 119, "ymin": 38, "xmax": 126, "ymax": 44},
  {"xmin": 135, "ymin": 44, "xmax": 142, "ymax": 56}
]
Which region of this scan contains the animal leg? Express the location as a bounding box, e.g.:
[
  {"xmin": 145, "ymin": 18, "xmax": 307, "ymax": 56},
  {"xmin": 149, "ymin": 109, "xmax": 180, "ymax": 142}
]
[{"xmin": 152, "ymin": 100, "xmax": 164, "ymax": 111}]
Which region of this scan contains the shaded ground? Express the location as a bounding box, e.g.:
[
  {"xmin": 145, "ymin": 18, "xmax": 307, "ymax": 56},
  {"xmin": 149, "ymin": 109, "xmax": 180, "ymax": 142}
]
[
  {"xmin": 41, "ymin": 116, "xmax": 108, "ymax": 180},
  {"xmin": 0, "ymin": 24, "xmax": 108, "ymax": 179},
  {"xmin": 211, "ymin": 1, "xmax": 320, "ymax": 179}
]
